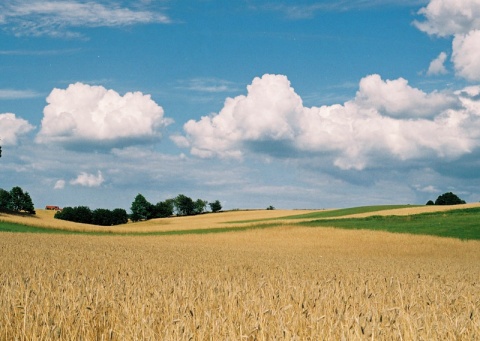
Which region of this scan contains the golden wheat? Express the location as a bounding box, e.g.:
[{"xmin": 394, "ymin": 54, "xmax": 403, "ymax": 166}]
[{"xmin": 1, "ymin": 225, "xmax": 479, "ymax": 340}]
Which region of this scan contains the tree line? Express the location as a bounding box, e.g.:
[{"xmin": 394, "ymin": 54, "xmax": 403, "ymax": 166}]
[
  {"xmin": 130, "ymin": 193, "xmax": 222, "ymax": 222},
  {"xmin": 54, "ymin": 206, "xmax": 129, "ymax": 226},
  {"xmin": 0, "ymin": 186, "xmax": 35, "ymax": 214},
  {"xmin": 53, "ymin": 194, "xmax": 222, "ymax": 226}
]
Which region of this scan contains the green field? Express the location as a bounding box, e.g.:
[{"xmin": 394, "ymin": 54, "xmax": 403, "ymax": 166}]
[{"xmin": 298, "ymin": 207, "xmax": 480, "ymax": 240}]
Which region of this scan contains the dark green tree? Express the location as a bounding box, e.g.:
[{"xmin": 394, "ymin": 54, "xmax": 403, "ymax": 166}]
[
  {"xmin": 174, "ymin": 194, "xmax": 195, "ymax": 216},
  {"xmin": 8, "ymin": 186, "xmax": 25, "ymax": 212},
  {"xmin": 209, "ymin": 200, "xmax": 222, "ymax": 213},
  {"xmin": 56, "ymin": 206, "xmax": 127, "ymax": 225},
  {"xmin": 194, "ymin": 199, "xmax": 208, "ymax": 214},
  {"xmin": 130, "ymin": 193, "xmax": 151, "ymax": 222},
  {"xmin": 22, "ymin": 191, "xmax": 35, "ymax": 214},
  {"xmin": 7, "ymin": 186, "xmax": 34, "ymax": 213},
  {"xmin": 73, "ymin": 206, "xmax": 93, "ymax": 224},
  {"xmin": 153, "ymin": 199, "xmax": 174, "ymax": 218},
  {"xmin": 434, "ymin": 192, "xmax": 466, "ymax": 205},
  {"xmin": 92, "ymin": 208, "xmax": 113, "ymax": 226},
  {"xmin": 426, "ymin": 200, "xmax": 435, "ymax": 205},
  {"xmin": 55, "ymin": 206, "xmax": 92, "ymax": 223},
  {"xmin": 0, "ymin": 189, "xmax": 11, "ymax": 211},
  {"xmin": 111, "ymin": 208, "xmax": 129, "ymax": 225},
  {"xmin": 55, "ymin": 207, "xmax": 74, "ymax": 221}
]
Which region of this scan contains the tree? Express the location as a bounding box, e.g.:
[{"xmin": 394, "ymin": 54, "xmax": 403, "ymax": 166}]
[
  {"xmin": 22, "ymin": 191, "xmax": 35, "ymax": 214},
  {"xmin": 0, "ymin": 189, "xmax": 11, "ymax": 211},
  {"xmin": 435, "ymin": 192, "xmax": 466, "ymax": 205},
  {"xmin": 73, "ymin": 206, "xmax": 93, "ymax": 224},
  {"xmin": 5, "ymin": 186, "xmax": 35, "ymax": 214},
  {"xmin": 266, "ymin": 205, "xmax": 275, "ymax": 210},
  {"xmin": 55, "ymin": 206, "xmax": 92, "ymax": 223},
  {"xmin": 194, "ymin": 199, "xmax": 208, "ymax": 214},
  {"xmin": 174, "ymin": 194, "xmax": 195, "ymax": 216},
  {"xmin": 0, "ymin": 145, "xmax": 2, "ymax": 158},
  {"xmin": 153, "ymin": 200, "xmax": 174, "ymax": 218},
  {"xmin": 111, "ymin": 208, "xmax": 129, "ymax": 225},
  {"xmin": 426, "ymin": 200, "xmax": 435, "ymax": 205},
  {"xmin": 56, "ymin": 206, "xmax": 127, "ymax": 225},
  {"xmin": 92, "ymin": 208, "xmax": 113, "ymax": 226},
  {"xmin": 130, "ymin": 193, "xmax": 151, "ymax": 222},
  {"xmin": 55, "ymin": 207, "xmax": 74, "ymax": 221},
  {"xmin": 209, "ymin": 200, "xmax": 222, "ymax": 213},
  {"xmin": 8, "ymin": 186, "xmax": 25, "ymax": 212}
]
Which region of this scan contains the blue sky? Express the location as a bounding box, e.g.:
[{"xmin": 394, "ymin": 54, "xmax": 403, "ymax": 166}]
[{"xmin": 1, "ymin": 0, "xmax": 480, "ymax": 210}]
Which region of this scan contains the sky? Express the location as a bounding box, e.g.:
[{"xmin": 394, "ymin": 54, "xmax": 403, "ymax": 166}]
[{"xmin": 1, "ymin": 0, "xmax": 480, "ymax": 211}]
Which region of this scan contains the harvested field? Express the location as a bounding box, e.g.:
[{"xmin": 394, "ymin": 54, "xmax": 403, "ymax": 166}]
[{"xmin": 1, "ymin": 226, "xmax": 479, "ymax": 339}]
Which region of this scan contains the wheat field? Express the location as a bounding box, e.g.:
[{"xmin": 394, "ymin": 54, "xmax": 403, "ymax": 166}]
[
  {"xmin": 0, "ymin": 209, "xmax": 319, "ymax": 233},
  {"xmin": 1, "ymin": 221, "xmax": 479, "ymax": 339},
  {"xmin": 2, "ymin": 203, "xmax": 480, "ymax": 234}
]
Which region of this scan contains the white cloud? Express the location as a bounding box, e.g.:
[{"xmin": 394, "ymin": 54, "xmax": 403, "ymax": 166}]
[
  {"xmin": 178, "ymin": 74, "xmax": 480, "ymax": 170},
  {"xmin": 414, "ymin": 0, "xmax": 480, "ymax": 81},
  {"xmin": 1, "ymin": 0, "xmax": 170, "ymax": 38},
  {"xmin": 54, "ymin": 179, "xmax": 65, "ymax": 190},
  {"xmin": 452, "ymin": 30, "xmax": 480, "ymax": 81},
  {"xmin": 355, "ymin": 74, "xmax": 456, "ymax": 118},
  {"xmin": 181, "ymin": 74, "xmax": 303, "ymax": 159},
  {"xmin": 427, "ymin": 51, "xmax": 448, "ymax": 75},
  {"xmin": 414, "ymin": 0, "xmax": 480, "ymax": 37},
  {"xmin": 0, "ymin": 113, "xmax": 35, "ymax": 145},
  {"xmin": 36, "ymin": 83, "xmax": 173, "ymax": 150},
  {"xmin": 70, "ymin": 171, "xmax": 104, "ymax": 187}
]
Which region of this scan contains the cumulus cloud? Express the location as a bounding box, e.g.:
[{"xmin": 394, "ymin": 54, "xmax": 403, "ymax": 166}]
[
  {"xmin": 427, "ymin": 52, "xmax": 448, "ymax": 75},
  {"xmin": 177, "ymin": 74, "xmax": 480, "ymax": 170},
  {"xmin": 452, "ymin": 30, "xmax": 480, "ymax": 81},
  {"xmin": 36, "ymin": 83, "xmax": 173, "ymax": 150},
  {"xmin": 414, "ymin": 0, "xmax": 480, "ymax": 37},
  {"xmin": 0, "ymin": 113, "xmax": 35, "ymax": 145},
  {"xmin": 414, "ymin": 0, "xmax": 480, "ymax": 81},
  {"xmin": 355, "ymin": 74, "xmax": 456, "ymax": 118},
  {"xmin": 70, "ymin": 171, "xmax": 104, "ymax": 187},
  {"xmin": 0, "ymin": 0, "xmax": 170, "ymax": 38},
  {"xmin": 181, "ymin": 74, "xmax": 303, "ymax": 159}
]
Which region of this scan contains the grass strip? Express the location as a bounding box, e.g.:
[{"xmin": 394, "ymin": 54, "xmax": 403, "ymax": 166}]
[
  {"xmin": 282, "ymin": 205, "xmax": 420, "ymax": 219},
  {"xmin": 0, "ymin": 221, "xmax": 111, "ymax": 235},
  {"xmin": 297, "ymin": 207, "xmax": 480, "ymax": 240}
]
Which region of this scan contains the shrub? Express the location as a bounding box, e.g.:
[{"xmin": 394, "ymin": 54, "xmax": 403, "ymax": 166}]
[{"xmin": 434, "ymin": 192, "xmax": 466, "ymax": 205}]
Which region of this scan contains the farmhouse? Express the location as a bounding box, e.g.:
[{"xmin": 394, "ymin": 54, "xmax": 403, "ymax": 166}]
[{"xmin": 45, "ymin": 205, "xmax": 61, "ymax": 211}]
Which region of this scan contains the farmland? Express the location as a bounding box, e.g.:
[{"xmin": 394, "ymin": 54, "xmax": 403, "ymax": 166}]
[{"xmin": 1, "ymin": 205, "xmax": 479, "ymax": 339}]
